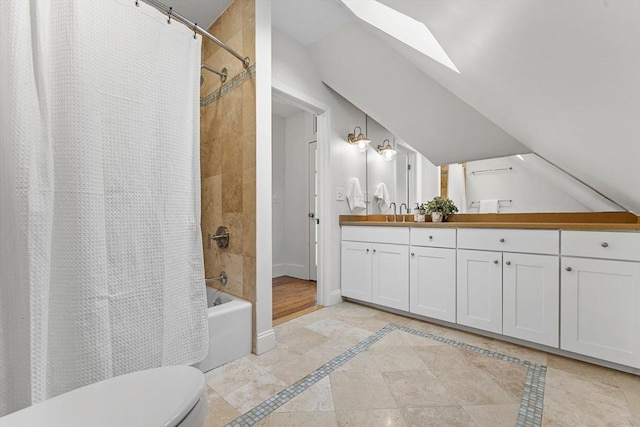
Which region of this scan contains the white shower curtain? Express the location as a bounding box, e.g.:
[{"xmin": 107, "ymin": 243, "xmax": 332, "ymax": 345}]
[{"xmin": 0, "ymin": 0, "xmax": 207, "ymax": 416}]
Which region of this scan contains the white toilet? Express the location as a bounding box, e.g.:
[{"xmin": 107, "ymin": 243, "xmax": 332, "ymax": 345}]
[{"xmin": 0, "ymin": 366, "xmax": 207, "ymax": 427}]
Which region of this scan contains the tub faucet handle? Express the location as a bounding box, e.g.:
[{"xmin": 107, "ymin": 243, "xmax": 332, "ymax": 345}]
[{"xmin": 208, "ymin": 226, "xmax": 230, "ymax": 249}]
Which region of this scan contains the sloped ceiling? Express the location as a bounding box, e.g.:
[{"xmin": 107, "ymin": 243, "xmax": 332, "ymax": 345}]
[
  {"xmin": 182, "ymin": 0, "xmax": 639, "ymax": 212},
  {"xmin": 273, "ymin": 0, "xmax": 640, "ymax": 213},
  {"xmin": 369, "ymin": 0, "xmax": 640, "ymax": 213},
  {"xmin": 311, "ymin": 24, "xmax": 529, "ymax": 165}
]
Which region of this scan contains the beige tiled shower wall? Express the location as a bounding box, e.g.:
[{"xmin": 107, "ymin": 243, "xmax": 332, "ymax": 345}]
[{"xmin": 200, "ymin": 0, "xmax": 257, "ymax": 350}]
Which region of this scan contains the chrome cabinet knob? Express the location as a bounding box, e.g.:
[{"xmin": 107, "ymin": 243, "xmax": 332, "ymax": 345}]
[
  {"xmin": 505, "ymin": 261, "xmax": 511, "ymax": 266},
  {"xmin": 373, "ymin": 249, "xmax": 377, "ymax": 253},
  {"xmin": 499, "ymin": 238, "xmax": 505, "ymax": 243},
  {"xmin": 411, "ymin": 252, "xmax": 415, "ymax": 257},
  {"xmin": 493, "ymin": 260, "xmax": 499, "ymax": 264},
  {"xmin": 428, "ymin": 235, "xmax": 433, "ymax": 240},
  {"xmin": 366, "ymin": 248, "xmax": 370, "ymax": 253},
  {"xmin": 601, "ymin": 242, "xmax": 609, "ymax": 248},
  {"xmin": 566, "ymin": 266, "xmax": 572, "ymax": 272}
]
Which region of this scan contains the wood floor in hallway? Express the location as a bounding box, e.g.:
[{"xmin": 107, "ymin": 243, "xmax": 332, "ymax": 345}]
[{"xmin": 272, "ymin": 276, "xmax": 319, "ymax": 324}]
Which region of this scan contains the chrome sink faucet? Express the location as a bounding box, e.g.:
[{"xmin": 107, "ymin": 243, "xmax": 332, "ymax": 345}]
[
  {"xmin": 389, "ymin": 202, "xmax": 397, "ymax": 222},
  {"xmin": 399, "ymin": 203, "xmax": 409, "ymax": 222}
]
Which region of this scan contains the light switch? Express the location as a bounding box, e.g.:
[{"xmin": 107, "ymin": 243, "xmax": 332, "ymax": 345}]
[{"xmin": 336, "ymin": 187, "xmax": 345, "ymax": 201}]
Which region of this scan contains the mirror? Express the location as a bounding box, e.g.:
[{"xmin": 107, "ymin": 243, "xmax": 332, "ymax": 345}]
[
  {"xmin": 447, "ymin": 153, "xmax": 624, "ymax": 213},
  {"xmin": 364, "ymin": 117, "xmax": 439, "ymax": 214},
  {"xmin": 364, "ymin": 118, "xmax": 625, "ymax": 214}
]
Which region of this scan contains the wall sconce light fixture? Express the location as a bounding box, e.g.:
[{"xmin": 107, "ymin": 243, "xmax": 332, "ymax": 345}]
[
  {"xmin": 376, "ymin": 138, "xmax": 397, "ymax": 161},
  {"xmin": 347, "ymin": 126, "xmax": 371, "ymax": 152}
]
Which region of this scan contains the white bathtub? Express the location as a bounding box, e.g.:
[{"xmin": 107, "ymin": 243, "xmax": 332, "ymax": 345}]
[{"xmin": 193, "ymin": 287, "xmax": 252, "ymax": 373}]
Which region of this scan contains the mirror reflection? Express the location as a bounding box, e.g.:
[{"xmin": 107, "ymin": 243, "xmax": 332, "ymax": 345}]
[
  {"xmin": 364, "ymin": 117, "xmax": 439, "ymax": 215},
  {"xmin": 362, "ymin": 118, "xmax": 624, "ymax": 214}
]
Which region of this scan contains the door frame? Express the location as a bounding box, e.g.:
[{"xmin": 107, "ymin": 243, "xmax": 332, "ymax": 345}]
[
  {"xmin": 308, "ymin": 140, "xmax": 318, "ymax": 282},
  {"xmin": 272, "ymin": 80, "xmax": 332, "ymax": 306}
]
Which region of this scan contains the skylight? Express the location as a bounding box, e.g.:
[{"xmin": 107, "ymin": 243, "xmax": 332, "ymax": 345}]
[{"xmin": 340, "ymin": 0, "xmax": 460, "ymax": 73}]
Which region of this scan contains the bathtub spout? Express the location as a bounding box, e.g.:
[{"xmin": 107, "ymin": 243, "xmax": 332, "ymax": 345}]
[{"xmin": 206, "ymin": 271, "xmax": 227, "ymax": 286}]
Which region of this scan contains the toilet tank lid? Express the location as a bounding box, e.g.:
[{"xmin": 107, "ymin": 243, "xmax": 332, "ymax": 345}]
[{"xmin": 0, "ymin": 366, "xmax": 206, "ymax": 427}]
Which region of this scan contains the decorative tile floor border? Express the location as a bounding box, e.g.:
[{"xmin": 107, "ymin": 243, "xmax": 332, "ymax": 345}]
[
  {"xmin": 200, "ymin": 63, "xmax": 256, "ymax": 107},
  {"xmin": 224, "ymin": 323, "xmax": 547, "ymax": 427},
  {"xmin": 393, "ymin": 324, "xmax": 547, "ymax": 427}
]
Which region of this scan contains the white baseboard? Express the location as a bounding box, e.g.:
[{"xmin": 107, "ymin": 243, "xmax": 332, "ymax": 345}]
[
  {"xmin": 284, "ymin": 263, "xmax": 308, "ymax": 280},
  {"xmin": 326, "ymin": 289, "xmax": 343, "ymax": 306},
  {"xmin": 272, "ymin": 263, "xmax": 286, "ymax": 278},
  {"xmin": 255, "ymin": 329, "xmax": 276, "ymax": 355},
  {"xmin": 272, "ymin": 263, "xmax": 308, "ymax": 280}
]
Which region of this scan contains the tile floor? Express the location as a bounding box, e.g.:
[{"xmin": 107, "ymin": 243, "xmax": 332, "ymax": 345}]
[{"xmin": 202, "ymin": 302, "xmax": 639, "ymax": 427}]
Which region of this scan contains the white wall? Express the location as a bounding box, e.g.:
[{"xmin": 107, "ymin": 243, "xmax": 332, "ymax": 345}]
[
  {"xmin": 271, "ymin": 115, "xmax": 286, "ymax": 275},
  {"xmin": 254, "ymin": 0, "xmax": 275, "ymax": 354},
  {"xmin": 272, "ymin": 29, "xmax": 367, "ymax": 305}
]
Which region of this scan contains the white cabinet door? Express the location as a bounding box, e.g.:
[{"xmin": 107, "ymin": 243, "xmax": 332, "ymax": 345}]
[
  {"xmin": 410, "ymin": 246, "xmax": 456, "ymax": 322},
  {"xmin": 372, "ymin": 243, "xmax": 409, "ymax": 311},
  {"xmin": 341, "ymin": 241, "xmax": 372, "ymax": 302},
  {"xmin": 457, "ymin": 249, "xmax": 503, "ymax": 333},
  {"xmin": 503, "ymin": 253, "xmax": 559, "ymax": 347},
  {"xmin": 561, "ymin": 257, "xmax": 640, "ymax": 368}
]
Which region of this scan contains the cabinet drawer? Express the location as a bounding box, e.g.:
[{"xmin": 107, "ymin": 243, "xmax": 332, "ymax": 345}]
[
  {"xmin": 411, "ymin": 228, "xmax": 456, "ymax": 248},
  {"xmin": 457, "ymin": 229, "xmax": 559, "ymax": 255},
  {"xmin": 342, "ymin": 226, "xmax": 409, "ymax": 245},
  {"xmin": 562, "ymin": 231, "xmax": 640, "ymax": 261}
]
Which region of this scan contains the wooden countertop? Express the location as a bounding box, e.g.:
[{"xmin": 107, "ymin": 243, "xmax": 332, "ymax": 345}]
[{"xmin": 339, "ymin": 212, "xmax": 640, "ymax": 231}]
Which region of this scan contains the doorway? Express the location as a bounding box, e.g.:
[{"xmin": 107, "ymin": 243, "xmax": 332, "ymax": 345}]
[{"xmin": 271, "ymin": 94, "xmax": 322, "ymax": 323}]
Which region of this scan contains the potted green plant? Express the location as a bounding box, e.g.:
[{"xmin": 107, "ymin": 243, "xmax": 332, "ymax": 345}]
[{"xmin": 424, "ymin": 196, "xmax": 458, "ymax": 222}]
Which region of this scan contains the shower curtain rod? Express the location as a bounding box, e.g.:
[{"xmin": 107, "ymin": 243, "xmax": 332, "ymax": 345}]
[
  {"xmin": 137, "ymin": 0, "xmax": 251, "ymax": 68},
  {"xmin": 201, "ymin": 63, "xmax": 228, "ymax": 82}
]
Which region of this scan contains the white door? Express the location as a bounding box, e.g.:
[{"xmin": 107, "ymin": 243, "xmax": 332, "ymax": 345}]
[
  {"xmin": 561, "ymin": 257, "xmax": 640, "ymax": 368},
  {"xmin": 410, "ymin": 246, "xmax": 456, "ymax": 322},
  {"xmin": 372, "ymin": 243, "xmax": 409, "ymax": 311},
  {"xmin": 308, "ymin": 141, "xmax": 318, "ymax": 281},
  {"xmin": 457, "ymin": 249, "xmax": 503, "ymax": 333},
  {"xmin": 341, "ymin": 241, "xmax": 372, "ymax": 302},
  {"xmin": 503, "ymin": 253, "xmax": 559, "ymax": 347}
]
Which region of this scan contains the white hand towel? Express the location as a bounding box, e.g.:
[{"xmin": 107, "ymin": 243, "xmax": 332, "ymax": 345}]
[
  {"xmin": 347, "ymin": 177, "xmax": 366, "ymax": 213},
  {"xmin": 479, "ymin": 199, "xmax": 499, "ymax": 213},
  {"xmin": 374, "ymin": 182, "xmax": 391, "ymax": 213}
]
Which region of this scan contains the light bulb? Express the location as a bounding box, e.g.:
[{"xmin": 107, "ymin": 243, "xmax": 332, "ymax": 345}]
[{"xmin": 383, "ymin": 148, "xmax": 396, "ymax": 161}]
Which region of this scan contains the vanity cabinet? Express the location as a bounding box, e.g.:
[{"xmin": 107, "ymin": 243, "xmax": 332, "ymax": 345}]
[
  {"xmin": 457, "ymin": 229, "xmax": 560, "ymax": 345},
  {"xmin": 410, "ymin": 229, "xmax": 457, "ymax": 322},
  {"xmin": 341, "ymin": 226, "xmax": 409, "ymax": 311},
  {"xmin": 560, "ymin": 231, "xmax": 640, "ymax": 368},
  {"xmin": 456, "ymin": 249, "xmax": 503, "ymax": 333},
  {"xmin": 341, "ymin": 241, "xmax": 373, "ymax": 302},
  {"xmin": 340, "ymin": 223, "xmax": 640, "ymax": 370},
  {"xmin": 503, "ymin": 253, "xmax": 559, "ymax": 347},
  {"xmin": 372, "ymin": 243, "xmax": 409, "ymax": 310}
]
